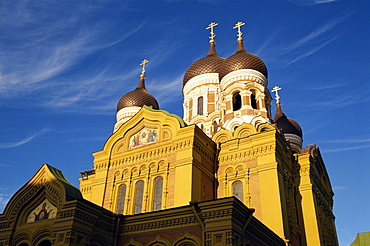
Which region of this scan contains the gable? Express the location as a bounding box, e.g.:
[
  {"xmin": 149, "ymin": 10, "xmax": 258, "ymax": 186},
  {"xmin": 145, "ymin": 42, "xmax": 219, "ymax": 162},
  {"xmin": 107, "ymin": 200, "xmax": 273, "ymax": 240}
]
[
  {"xmin": 93, "ymin": 106, "xmax": 187, "ymax": 162},
  {"xmin": 0, "ymin": 164, "xmax": 82, "ymax": 228}
]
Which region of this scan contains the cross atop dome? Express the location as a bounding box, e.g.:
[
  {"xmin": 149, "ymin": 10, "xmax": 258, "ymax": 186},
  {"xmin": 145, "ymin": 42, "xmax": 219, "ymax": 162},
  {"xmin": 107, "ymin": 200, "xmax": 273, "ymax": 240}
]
[
  {"xmin": 140, "ymin": 59, "xmax": 149, "ymax": 78},
  {"xmin": 272, "ymin": 86, "xmax": 282, "ymax": 102},
  {"xmin": 206, "ymin": 22, "xmax": 218, "ymax": 43},
  {"xmin": 233, "ymin": 21, "xmax": 245, "ymax": 41}
]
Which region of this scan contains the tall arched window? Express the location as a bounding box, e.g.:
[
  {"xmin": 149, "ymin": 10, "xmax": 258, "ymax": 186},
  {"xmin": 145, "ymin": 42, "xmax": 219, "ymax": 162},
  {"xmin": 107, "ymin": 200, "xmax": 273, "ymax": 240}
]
[
  {"xmin": 250, "ymin": 90, "xmax": 258, "ymax": 109},
  {"xmin": 134, "ymin": 180, "xmax": 144, "ymax": 214},
  {"xmin": 232, "ymin": 181, "xmax": 243, "ymax": 201},
  {"xmin": 116, "ymin": 184, "xmax": 126, "ymax": 214},
  {"xmin": 232, "ymin": 92, "xmax": 242, "ymax": 111},
  {"xmin": 197, "ymin": 96, "xmax": 204, "ymax": 115},
  {"xmin": 152, "ymin": 176, "xmax": 163, "ymax": 211}
]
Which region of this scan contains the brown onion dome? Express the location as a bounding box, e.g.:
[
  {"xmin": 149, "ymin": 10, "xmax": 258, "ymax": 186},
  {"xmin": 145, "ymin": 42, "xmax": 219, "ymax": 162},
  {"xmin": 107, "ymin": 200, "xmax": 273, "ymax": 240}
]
[
  {"xmin": 219, "ymin": 39, "xmax": 268, "ymax": 80},
  {"xmin": 117, "ymin": 76, "xmax": 159, "ymax": 112},
  {"xmin": 183, "ymin": 41, "xmax": 225, "ymax": 87},
  {"xmin": 273, "ymin": 102, "xmax": 302, "ymax": 138}
]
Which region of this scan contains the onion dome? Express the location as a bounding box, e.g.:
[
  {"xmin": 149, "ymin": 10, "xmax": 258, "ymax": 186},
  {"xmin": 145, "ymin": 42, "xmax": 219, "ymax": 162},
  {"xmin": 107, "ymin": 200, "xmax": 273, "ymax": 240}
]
[
  {"xmin": 273, "ymin": 101, "xmax": 302, "ymax": 138},
  {"xmin": 219, "ymin": 39, "xmax": 268, "ymax": 80},
  {"xmin": 183, "ymin": 41, "xmax": 225, "ymax": 87},
  {"xmin": 117, "ymin": 75, "xmax": 159, "ymax": 112}
]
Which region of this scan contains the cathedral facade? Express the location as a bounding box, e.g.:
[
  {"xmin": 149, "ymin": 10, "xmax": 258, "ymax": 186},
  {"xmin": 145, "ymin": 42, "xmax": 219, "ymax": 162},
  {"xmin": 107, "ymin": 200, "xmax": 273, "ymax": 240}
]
[{"xmin": 0, "ymin": 23, "xmax": 338, "ymax": 246}]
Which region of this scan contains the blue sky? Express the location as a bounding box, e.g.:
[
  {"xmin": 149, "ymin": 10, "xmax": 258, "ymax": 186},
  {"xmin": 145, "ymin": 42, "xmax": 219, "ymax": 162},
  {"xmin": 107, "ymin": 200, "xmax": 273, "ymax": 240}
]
[{"xmin": 0, "ymin": 0, "xmax": 369, "ymax": 245}]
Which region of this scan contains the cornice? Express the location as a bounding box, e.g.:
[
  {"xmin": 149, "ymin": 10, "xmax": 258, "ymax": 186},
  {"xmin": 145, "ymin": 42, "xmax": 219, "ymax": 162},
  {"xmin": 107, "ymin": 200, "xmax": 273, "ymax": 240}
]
[
  {"xmin": 58, "ymin": 209, "xmax": 114, "ymax": 231},
  {"xmin": 122, "ymin": 215, "xmax": 198, "ymax": 233}
]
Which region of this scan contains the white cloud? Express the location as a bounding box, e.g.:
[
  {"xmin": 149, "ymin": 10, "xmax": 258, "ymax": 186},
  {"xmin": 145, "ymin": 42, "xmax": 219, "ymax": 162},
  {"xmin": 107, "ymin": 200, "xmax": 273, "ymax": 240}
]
[
  {"xmin": 0, "ymin": 127, "xmax": 51, "ymax": 149},
  {"xmin": 0, "ymin": 193, "xmax": 11, "ymax": 213}
]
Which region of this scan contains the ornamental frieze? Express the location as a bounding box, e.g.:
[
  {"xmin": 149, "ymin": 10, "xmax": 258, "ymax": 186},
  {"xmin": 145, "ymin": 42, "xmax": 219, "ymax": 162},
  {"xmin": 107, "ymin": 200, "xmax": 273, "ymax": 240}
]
[
  {"xmin": 95, "ymin": 140, "xmax": 195, "ymax": 170},
  {"xmin": 219, "ymin": 144, "xmax": 275, "ymax": 165},
  {"xmin": 123, "ymin": 216, "xmax": 197, "ymax": 233}
]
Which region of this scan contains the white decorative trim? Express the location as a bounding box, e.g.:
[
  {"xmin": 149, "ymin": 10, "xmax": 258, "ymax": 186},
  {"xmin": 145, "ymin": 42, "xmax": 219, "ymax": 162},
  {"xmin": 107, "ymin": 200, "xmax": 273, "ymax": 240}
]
[
  {"xmin": 220, "ymin": 69, "xmax": 267, "ymax": 91},
  {"xmin": 183, "ymin": 73, "xmax": 219, "ymax": 96},
  {"xmin": 250, "ymin": 115, "xmax": 270, "ymax": 128},
  {"xmin": 114, "ymin": 106, "xmax": 141, "ymax": 132}
]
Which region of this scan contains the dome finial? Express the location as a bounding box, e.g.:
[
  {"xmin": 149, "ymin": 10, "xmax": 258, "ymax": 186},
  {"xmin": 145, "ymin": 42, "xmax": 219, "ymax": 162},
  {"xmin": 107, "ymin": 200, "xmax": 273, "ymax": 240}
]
[
  {"xmin": 233, "ymin": 21, "xmax": 245, "ymax": 42},
  {"xmin": 206, "ymin": 22, "xmax": 218, "ymax": 44},
  {"xmin": 140, "ymin": 59, "xmax": 149, "ymax": 79},
  {"xmin": 272, "ymin": 85, "xmax": 282, "ymax": 103}
]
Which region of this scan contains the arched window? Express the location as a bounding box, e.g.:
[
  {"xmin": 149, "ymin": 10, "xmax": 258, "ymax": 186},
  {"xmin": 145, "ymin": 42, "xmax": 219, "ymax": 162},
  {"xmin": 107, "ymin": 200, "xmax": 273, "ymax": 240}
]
[
  {"xmin": 116, "ymin": 184, "xmax": 126, "ymax": 214},
  {"xmin": 251, "ymin": 90, "xmax": 258, "ymax": 109},
  {"xmin": 152, "ymin": 176, "xmax": 163, "ymax": 211},
  {"xmin": 134, "ymin": 180, "xmax": 144, "ymax": 214},
  {"xmin": 232, "ymin": 92, "xmax": 242, "ymax": 111},
  {"xmin": 232, "ymin": 181, "xmax": 243, "ymax": 201},
  {"xmin": 197, "ymin": 96, "xmax": 204, "ymax": 115}
]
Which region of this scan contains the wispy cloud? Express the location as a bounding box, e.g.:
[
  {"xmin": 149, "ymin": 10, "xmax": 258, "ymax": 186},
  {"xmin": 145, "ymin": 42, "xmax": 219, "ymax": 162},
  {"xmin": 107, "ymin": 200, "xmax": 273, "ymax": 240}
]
[
  {"xmin": 0, "ymin": 127, "xmax": 50, "ymax": 149},
  {"xmin": 0, "ymin": 191, "xmax": 12, "ymax": 213},
  {"xmin": 149, "ymin": 74, "xmax": 183, "ymax": 107},
  {"xmin": 272, "ymin": 13, "xmax": 352, "ymax": 68},
  {"xmin": 0, "ymin": 1, "xmax": 143, "ymax": 109},
  {"xmin": 286, "ymin": 0, "xmax": 339, "ymax": 6},
  {"xmin": 323, "ymin": 145, "xmax": 370, "ymax": 153},
  {"xmin": 323, "ymin": 138, "xmax": 370, "ymax": 144},
  {"xmin": 333, "ymin": 186, "xmax": 345, "ymax": 191},
  {"xmin": 283, "ymin": 35, "xmax": 339, "ymax": 67}
]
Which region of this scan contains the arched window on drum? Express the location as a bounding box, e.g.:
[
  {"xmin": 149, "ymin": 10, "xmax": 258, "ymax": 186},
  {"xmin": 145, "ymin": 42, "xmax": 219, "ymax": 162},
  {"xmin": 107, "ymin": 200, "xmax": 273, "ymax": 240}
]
[
  {"xmin": 250, "ymin": 89, "xmax": 258, "ymax": 109},
  {"xmin": 197, "ymin": 96, "xmax": 204, "ymax": 115},
  {"xmin": 232, "ymin": 91, "xmax": 242, "ymax": 111}
]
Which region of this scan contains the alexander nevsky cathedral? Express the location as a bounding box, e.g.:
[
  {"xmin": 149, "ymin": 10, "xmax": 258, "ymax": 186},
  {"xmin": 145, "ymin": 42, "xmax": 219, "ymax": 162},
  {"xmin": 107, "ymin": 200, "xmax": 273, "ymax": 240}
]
[{"xmin": 0, "ymin": 22, "xmax": 339, "ymax": 246}]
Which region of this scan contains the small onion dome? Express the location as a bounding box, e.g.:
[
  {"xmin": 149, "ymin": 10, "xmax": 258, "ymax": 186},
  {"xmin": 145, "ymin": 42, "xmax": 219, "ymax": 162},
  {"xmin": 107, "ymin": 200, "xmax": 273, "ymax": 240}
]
[
  {"xmin": 183, "ymin": 41, "xmax": 225, "ymax": 87},
  {"xmin": 273, "ymin": 102, "xmax": 302, "ymax": 138},
  {"xmin": 117, "ymin": 75, "xmax": 159, "ymax": 112},
  {"xmin": 219, "ymin": 39, "xmax": 268, "ymax": 80}
]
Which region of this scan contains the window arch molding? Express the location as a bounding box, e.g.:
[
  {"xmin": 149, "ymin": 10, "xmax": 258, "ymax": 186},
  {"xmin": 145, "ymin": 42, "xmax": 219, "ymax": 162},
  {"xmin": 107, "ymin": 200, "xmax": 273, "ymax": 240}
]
[
  {"xmin": 31, "ymin": 227, "xmax": 53, "ymax": 246},
  {"xmin": 12, "ymin": 231, "xmax": 32, "ymax": 246},
  {"xmin": 173, "ymin": 233, "xmax": 201, "ymax": 246},
  {"xmin": 147, "ymin": 235, "xmax": 171, "ymax": 246}
]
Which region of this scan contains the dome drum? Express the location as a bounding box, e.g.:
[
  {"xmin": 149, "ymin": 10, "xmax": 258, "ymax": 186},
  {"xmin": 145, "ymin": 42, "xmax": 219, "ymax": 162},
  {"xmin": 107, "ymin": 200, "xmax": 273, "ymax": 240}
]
[
  {"xmin": 219, "ymin": 69, "xmax": 267, "ymax": 91},
  {"xmin": 182, "ymin": 73, "xmax": 220, "ymax": 96}
]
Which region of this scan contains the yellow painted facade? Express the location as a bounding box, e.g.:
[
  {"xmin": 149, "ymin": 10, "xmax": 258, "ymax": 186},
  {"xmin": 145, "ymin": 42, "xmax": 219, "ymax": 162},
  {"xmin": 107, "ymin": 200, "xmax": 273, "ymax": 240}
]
[
  {"xmin": 0, "ymin": 24, "xmax": 339, "ymax": 246},
  {"xmin": 80, "ymin": 107, "xmax": 217, "ymax": 214}
]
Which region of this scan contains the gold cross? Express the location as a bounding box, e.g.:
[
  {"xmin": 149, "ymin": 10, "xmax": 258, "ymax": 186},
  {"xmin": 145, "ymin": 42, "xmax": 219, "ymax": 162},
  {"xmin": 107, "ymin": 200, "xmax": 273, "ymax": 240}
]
[
  {"xmin": 206, "ymin": 22, "xmax": 218, "ymax": 42},
  {"xmin": 271, "ymin": 86, "xmax": 282, "ymax": 101},
  {"xmin": 233, "ymin": 22, "xmax": 245, "ymax": 40},
  {"xmin": 140, "ymin": 59, "xmax": 149, "ymax": 77}
]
